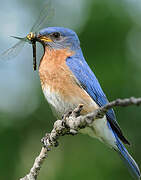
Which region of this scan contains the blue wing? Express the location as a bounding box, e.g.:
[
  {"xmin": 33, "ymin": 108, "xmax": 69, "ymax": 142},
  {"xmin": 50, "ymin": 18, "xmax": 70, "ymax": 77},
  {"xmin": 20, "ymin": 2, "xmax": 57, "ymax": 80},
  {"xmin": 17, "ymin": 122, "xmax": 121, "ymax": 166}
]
[{"xmin": 66, "ymin": 49, "xmax": 129, "ymax": 145}]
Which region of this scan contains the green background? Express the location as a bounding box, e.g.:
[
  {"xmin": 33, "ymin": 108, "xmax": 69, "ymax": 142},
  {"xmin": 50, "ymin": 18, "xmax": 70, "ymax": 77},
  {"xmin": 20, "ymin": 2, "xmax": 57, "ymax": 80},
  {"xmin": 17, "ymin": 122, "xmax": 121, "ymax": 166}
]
[{"xmin": 0, "ymin": 0, "xmax": 141, "ymax": 180}]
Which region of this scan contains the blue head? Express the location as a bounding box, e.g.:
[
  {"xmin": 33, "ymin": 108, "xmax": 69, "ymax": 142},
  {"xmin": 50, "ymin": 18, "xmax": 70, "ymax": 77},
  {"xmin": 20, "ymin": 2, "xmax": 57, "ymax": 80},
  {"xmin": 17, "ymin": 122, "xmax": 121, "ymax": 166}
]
[{"xmin": 37, "ymin": 27, "xmax": 80, "ymax": 51}]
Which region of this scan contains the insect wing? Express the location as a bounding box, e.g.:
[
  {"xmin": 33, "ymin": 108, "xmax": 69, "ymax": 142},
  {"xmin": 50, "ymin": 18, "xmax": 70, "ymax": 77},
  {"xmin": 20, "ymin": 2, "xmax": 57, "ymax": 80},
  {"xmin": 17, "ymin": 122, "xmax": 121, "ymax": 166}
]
[
  {"xmin": 0, "ymin": 40, "xmax": 26, "ymax": 60},
  {"xmin": 30, "ymin": 0, "xmax": 54, "ymax": 33}
]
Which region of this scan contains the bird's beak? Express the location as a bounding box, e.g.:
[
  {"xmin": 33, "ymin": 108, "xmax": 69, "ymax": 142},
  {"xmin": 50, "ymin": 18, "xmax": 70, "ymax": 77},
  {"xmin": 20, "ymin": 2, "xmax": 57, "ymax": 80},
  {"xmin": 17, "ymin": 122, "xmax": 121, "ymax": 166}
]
[{"xmin": 36, "ymin": 35, "xmax": 53, "ymax": 43}]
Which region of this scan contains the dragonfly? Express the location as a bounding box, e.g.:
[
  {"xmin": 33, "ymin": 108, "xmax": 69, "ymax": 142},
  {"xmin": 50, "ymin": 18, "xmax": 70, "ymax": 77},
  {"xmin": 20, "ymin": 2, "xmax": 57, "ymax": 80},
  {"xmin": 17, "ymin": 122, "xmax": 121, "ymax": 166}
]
[{"xmin": 0, "ymin": 0, "xmax": 54, "ymax": 71}]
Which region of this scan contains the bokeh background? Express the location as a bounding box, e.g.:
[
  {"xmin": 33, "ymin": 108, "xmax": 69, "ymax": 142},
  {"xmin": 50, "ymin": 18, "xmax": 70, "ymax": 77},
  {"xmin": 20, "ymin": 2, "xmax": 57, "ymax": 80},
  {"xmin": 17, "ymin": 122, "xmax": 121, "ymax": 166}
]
[{"xmin": 0, "ymin": 0, "xmax": 141, "ymax": 179}]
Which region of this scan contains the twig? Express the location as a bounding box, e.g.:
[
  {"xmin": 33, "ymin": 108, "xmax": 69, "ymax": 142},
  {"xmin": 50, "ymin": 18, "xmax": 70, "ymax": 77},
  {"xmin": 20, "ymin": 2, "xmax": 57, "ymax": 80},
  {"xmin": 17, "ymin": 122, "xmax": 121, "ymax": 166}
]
[
  {"xmin": 20, "ymin": 148, "xmax": 48, "ymax": 180},
  {"xmin": 19, "ymin": 97, "xmax": 141, "ymax": 180}
]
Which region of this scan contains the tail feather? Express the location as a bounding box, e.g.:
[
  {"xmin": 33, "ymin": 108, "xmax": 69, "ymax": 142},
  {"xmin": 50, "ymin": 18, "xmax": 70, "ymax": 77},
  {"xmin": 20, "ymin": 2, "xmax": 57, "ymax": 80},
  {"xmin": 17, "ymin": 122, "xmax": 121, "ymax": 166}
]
[{"xmin": 115, "ymin": 133, "xmax": 140, "ymax": 179}]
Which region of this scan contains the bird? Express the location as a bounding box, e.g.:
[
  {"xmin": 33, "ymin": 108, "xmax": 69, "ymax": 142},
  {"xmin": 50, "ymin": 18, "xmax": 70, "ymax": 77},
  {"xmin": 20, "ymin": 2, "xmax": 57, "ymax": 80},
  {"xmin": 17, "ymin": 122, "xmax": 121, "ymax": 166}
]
[{"xmin": 36, "ymin": 27, "xmax": 140, "ymax": 179}]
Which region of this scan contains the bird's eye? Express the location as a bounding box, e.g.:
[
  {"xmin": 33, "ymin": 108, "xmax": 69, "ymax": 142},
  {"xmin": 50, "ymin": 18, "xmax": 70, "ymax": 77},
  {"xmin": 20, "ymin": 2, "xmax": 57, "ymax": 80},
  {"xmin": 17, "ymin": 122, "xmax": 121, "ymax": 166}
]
[{"xmin": 52, "ymin": 32, "xmax": 61, "ymax": 39}]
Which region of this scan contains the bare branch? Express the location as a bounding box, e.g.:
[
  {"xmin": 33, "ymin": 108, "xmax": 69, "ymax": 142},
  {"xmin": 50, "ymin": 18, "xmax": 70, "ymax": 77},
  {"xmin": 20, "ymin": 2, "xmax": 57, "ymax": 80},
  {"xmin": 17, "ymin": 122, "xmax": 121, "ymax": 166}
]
[
  {"xmin": 20, "ymin": 147, "xmax": 48, "ymax": 180},
  {"xmin": 19, "ymin": 97, "xmax": 141, "ymax": 180}
]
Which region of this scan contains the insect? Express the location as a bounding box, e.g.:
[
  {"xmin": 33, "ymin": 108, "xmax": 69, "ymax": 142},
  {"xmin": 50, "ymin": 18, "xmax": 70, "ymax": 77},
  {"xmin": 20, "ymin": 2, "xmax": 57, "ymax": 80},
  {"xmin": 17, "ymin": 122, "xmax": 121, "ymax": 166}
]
[{"xmin": 0, "ymin": 0, "xmax": 54, "ymax": 71}]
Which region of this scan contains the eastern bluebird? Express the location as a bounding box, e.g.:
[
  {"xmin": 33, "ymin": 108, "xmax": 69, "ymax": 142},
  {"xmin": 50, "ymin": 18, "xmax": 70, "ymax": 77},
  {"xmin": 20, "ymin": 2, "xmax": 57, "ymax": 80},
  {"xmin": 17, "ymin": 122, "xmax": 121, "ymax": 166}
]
[{"xmin": 37, "ymin": 27, "xmax": 140, "ymax": 179}]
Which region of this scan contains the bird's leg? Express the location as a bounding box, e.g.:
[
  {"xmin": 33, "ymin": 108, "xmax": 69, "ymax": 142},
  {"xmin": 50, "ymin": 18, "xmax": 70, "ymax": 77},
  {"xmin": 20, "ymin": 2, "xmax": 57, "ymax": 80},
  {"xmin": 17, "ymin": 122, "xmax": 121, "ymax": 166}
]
[
  {"xmin": 62, "ymin": 110, "xmax": 72, "ymax": 120},
  {"xmin": 62, "ymin": 104, "xmax": 84, "ymax": 120},
  {"xmin": 72, "ymin": 104, "xmax": 84, "ymax": 118},
  {"xmin": 62, "ymin": 104, "xmax": 84, "ymax": 135}
]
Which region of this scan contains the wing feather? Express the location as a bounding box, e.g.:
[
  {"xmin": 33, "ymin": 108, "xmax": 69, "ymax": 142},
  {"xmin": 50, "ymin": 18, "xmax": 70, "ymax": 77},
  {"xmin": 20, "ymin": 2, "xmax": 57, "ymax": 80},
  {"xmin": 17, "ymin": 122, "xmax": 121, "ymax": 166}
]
[{"xmin": 66, "ymin": 51, "xmax": 130, "ymax": 145}]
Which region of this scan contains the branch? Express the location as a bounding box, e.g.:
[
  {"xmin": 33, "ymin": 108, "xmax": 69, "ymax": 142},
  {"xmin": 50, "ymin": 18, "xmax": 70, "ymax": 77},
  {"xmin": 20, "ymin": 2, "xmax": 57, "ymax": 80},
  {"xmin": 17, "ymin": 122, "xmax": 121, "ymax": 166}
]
[{"xmin": 19, "ymin": 97, "xmax": 141, "ymax": 180}]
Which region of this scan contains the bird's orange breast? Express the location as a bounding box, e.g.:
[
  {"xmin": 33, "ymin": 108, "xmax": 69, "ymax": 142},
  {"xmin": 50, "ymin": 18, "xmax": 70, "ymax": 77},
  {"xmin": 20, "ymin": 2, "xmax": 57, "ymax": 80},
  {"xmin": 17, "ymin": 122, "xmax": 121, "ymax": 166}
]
[{"xmin": 39, "ymin": 47, "xmax": 98, "ymax": 115}]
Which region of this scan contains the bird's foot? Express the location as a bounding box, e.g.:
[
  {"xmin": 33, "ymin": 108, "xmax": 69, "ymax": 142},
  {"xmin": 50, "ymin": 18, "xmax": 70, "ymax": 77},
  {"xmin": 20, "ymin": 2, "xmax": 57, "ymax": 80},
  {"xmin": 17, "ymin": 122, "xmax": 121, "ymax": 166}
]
[
  {"xmin": 62, "ymin": 104, "xmax": 84, "ymax": 135},
  {"xmin": 72, "ymin": 104, "xmax": 84, "ymax": 118},
  {"xmin": 62, "ymin": 104, "xmax": 84, "ymax": 120}
]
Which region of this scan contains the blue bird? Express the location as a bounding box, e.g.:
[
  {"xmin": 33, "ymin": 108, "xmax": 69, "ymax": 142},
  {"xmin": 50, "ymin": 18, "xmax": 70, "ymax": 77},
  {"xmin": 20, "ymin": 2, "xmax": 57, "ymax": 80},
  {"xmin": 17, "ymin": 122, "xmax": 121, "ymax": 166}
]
[{"xmin": 37, "ymin": 27, "xmax": 140, "ymax": 179}]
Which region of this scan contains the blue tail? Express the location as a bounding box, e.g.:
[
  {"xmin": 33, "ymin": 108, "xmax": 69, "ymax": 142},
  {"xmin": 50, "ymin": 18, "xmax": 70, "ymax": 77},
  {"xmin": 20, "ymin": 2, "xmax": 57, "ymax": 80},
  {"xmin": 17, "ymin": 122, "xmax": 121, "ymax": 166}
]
[{"xmin": 115, "ymin": 133, "xmax": 140, "ymax": 179}]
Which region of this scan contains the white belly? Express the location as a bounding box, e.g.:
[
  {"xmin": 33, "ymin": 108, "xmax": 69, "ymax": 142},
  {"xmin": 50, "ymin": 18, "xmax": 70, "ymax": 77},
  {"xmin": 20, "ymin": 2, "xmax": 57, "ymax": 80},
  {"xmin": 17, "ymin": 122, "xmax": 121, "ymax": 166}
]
[{"xmin": 43, "ymin": 86, "xmax": 77, "ymax": 117}]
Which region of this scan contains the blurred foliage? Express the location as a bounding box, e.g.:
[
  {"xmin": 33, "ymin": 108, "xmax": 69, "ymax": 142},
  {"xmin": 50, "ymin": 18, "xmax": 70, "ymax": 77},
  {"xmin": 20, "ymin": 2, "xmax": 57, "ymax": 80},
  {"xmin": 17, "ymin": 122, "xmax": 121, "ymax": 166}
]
[{"xmin": 0, "ymin": 0, "xmax": 141, "ymax": 180}]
